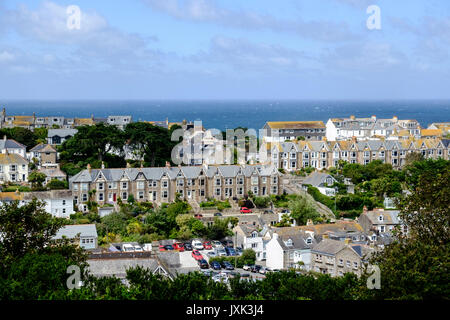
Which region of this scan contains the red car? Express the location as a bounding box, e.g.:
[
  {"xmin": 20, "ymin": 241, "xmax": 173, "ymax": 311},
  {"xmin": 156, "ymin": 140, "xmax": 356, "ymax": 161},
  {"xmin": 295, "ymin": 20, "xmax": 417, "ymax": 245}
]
[
  {"xmin": 173, "ymin": 242, "xmax": 185, "ymax": 252},
  {"xmin": 203, "ymin": 241, "xmax": 212, "ymax": 250},
  {"xmin": 191, "ymin": 250, "xmax": 203, "ymax": 260},
  {"xmin": 194, "ymin": 214, "xmax": 203, "ymax": 219},
  {"xmin": 240, "ymin": 207, "xmax": 252, "ymax": 214}
]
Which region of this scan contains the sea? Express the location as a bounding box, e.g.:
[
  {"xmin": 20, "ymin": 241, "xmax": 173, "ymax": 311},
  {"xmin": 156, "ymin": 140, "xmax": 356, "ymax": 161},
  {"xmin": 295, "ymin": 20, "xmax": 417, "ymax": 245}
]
[{"xmin": 0, "ymin": 100, "xmax": 449, "ymax": 131}]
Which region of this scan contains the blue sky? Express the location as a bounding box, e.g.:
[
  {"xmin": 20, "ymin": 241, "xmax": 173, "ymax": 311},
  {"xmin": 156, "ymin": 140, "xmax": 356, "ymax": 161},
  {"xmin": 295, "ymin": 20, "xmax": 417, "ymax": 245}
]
[{"xmin": 0, "ymin": 0, "xmax": 449, "ymax": 99}]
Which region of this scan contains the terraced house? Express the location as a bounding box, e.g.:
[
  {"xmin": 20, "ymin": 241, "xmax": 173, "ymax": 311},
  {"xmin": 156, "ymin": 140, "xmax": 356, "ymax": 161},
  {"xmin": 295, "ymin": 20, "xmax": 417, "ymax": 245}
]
[
  {"xmin": 69, "ymin": 163, "xmax": 281, "ymax": 211},
  {"xmin": 271, "ymin": 138, "xmax": 449, "ymax": 171},
  {"xmin": 262, "ymin": 121, "xmax": 326, "ymax": 142}
]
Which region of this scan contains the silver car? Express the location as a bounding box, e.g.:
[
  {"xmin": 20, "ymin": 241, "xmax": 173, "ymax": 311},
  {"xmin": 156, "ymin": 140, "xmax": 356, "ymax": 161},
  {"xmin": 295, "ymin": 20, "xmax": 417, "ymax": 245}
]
[{"xmin": 215, "ymin": 248, "xmax": 227, "ymax": 256}]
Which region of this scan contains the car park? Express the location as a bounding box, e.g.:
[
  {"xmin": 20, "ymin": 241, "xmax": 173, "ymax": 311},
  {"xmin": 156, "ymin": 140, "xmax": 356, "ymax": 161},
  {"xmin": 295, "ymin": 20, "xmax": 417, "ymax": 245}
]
[
  {"xmin": 183, "ymin": 242, "xmax": 193, "ymax": 251},
  {"xmin": 210, "ymin": 261, "xmax": 222, "ymax": 270},
  {"xmin": 191, "ymin": 250, "xmax": 203, "ymax": 260},
  {"xmin": 240, "ymin": 207, "xmax": 252, "ymax": 213},
  {"xmin": 203, "ymin": 241, "xmax": 212, "ymax": 250},
  {"xmin": 198, "ymin": 259, "xmax": 209, "ymax": 269}
]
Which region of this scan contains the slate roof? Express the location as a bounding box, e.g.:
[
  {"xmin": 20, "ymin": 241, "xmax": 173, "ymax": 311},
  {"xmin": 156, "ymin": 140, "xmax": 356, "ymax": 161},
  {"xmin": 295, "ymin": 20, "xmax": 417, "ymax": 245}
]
[
  {"xmin": 311, "ymin": 238, "xmax": 348, "ymax": 255},
  {"xmin": 70, "ymin": 164, "xmax": 280, "ymax": 183},
  {"xmin": 362, "ymin": 210, "xmax": 401, "ymax": 225},
  {"xmin": 0, "ymin": 138, "xmax": 26, "ymax": 150},
  {"xmin": 53, "ymin": 224, "xmax": 98, "ymax": 239},
  {"xmin": 265, "ymin": 121, "xmax": 325, "ymax": 129},
  {"xmin": 0, "ymin": 153, "xmax": 28, "ymax": 165},
  {"xmin": 48, "ymin": 128, "xmax": 78, "ymax": 137},
  {"xmin": 303, "ymin": 172, "xmax": 336, "ymax": 187}
]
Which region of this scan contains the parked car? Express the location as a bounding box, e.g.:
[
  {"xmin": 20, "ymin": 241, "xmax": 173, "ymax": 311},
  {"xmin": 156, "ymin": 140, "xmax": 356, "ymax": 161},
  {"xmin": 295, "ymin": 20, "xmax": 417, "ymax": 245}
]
[
  {"xmin": 235, "ymin": 247, "xmax": 243, "ymax": 256},
  {"xmin": 215, "ymin": 248, "xmax": 227, "ymax": 256},
  {"xmin": 263, "ymin": 210, "xmax": 274, "ymax": 214},
  {"xmin": 173, "ymin": 242, "xmax": 185, "ymax": 252},
  {"xmin": 251, "ymin": 265, "xmax": 262, "ymax": 273},
  {"xmin": 210, "ymin": 261, "xmax": 222, "ymax": 270},
  {"xmin": 203, "ymin": 241, "xmax": 213, "ymax": 250},
  {"xmin": 222, "ymin": 240, "xmax": 234, "ymax": 248},
  {"xmin": 243, "ymin": 264, "xmax": 253, "ymax": 271},
  {"xmin": 212, "ymin": 240, "xmax": 223, "ymax": 249},
  {"xmin": 198, "ymin": 259, "xmax": 209, "ymax": 269},
  {"xmin": 214, "ymin": 212, "xmax": 222, "ymax": 217},
  {"xmin": 158, "ymin": 245, "xmax": 166, "ymax": 252},
  {"xmin": 194, "ymin": 214, "xmax": 203, "ymax": 219},
  {"xmin": 281, "ymin": 209, "xmax": 290, "ymax": 214},
  {"xmin": 159, "ymin": 244, "xmax": 174, "ymax": 251},
  {"xmin": 133, "ymin": 245, "xmax": 144, "ymax": 252},
  {"xmin": 183, "ymin": 242, "xmax": 193, "ymax": 251},
  {"xmin": 240, "ymin": 207, "xmax": 252, "ymax": 214},
  {"xmin": 192, "ymin": 239, "xmax": 204, "ymax": 250},
  {"xmin": 207, "ymin": 251, "xmax": 217, "ymax": 257},
  {"xmin": 221, "ymin": 261, "xmax": 235, "ymax": 270},
  {"xmin": 225, "ymin": 247, "xmax": 236, "ymax": 256},
  {"xmin": 259, "ymin": 267, "xmax": 267, "ymax": 275},
  {"xmin": 191, "ymin": 250, "xmax": 203, "ymax": 260}
]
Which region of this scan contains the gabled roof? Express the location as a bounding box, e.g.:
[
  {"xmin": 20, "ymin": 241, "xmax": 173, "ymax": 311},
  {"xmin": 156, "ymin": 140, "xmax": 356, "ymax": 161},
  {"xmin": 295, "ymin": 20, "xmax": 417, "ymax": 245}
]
[
  {"xmin": 0, "ymin": 138, "xmax": 26, "ymax": 150},
  {"xmin": 0, "ymin": 153, "xmax": 28, "ymax": 165},
  {"xmin": 303, "ymin": 171, "xmax": 336, "ymax": 187}
]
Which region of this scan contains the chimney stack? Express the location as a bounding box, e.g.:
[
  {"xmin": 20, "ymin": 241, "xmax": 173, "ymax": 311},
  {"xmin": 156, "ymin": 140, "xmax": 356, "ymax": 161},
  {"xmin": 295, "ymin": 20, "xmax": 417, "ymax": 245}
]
[
  {"xmin": 87, "ymin": 163, "xmax": 91, "ymax": 172},
  {"xmin": 101, "ymin": 161, "xmax": 105, "ymax": 169},
  {"xmin": 165, "ymin": 161, "xmax": 171, "ymax": 168},
  {"xmin": 3, "ymin": 135, "xmax": 6, "ymax": 141},
  {"xmin": 306, "ymin": 219, "xmax": 314, "ymax": 226},
  {"xmin": 126, "ymin": 162, "xmax": 131, "ymax": 168},
  {"xmin": 323, "ymin": 234, "xmax": 329, "ymax": 239},
  {"xmin": 363, "ymin": 205, "xmax": 368, "ymax": 213}
]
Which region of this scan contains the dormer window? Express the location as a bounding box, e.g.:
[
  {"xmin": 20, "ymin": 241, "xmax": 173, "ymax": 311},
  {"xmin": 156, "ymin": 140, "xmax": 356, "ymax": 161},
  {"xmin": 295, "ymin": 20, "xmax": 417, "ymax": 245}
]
[
  {"xmin": 306, "ymin": 237, "xmax": 312, "ymax": 244},
  {"xmin": 378, "ymin": 215, "xmax": 383, "ymax": 222},
  {"xmin": 285, "ymin": 239, "xmax": 293, "ymax": 247}
]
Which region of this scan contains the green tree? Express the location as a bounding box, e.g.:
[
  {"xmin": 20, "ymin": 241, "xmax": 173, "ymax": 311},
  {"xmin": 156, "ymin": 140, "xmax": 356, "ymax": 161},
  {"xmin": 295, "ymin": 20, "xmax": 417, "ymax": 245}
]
[
  {"xmin": 28, "ymin": 171, "xmax": 47, "ymax": 190},
  {"xmin": 288, "ymin": 195, "xmax": 320, "ymax": 225},
  {"xmin": 365, "ymin": 159, "xmax": 450, "ymax": 300},
  {"xmin": 46, "ymin": 178, "xmax": 68, "ymax": 190},
  {"xmin": 124, "ymin": 122, "xmax": 175, "ymax": 167}
]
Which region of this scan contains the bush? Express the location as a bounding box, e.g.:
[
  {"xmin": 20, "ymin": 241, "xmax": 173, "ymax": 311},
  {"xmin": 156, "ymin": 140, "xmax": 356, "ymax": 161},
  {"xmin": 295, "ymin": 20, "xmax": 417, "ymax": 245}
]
[{"xmin": 253, "ymin": 196, "xmax": 271, "ymax": 208}]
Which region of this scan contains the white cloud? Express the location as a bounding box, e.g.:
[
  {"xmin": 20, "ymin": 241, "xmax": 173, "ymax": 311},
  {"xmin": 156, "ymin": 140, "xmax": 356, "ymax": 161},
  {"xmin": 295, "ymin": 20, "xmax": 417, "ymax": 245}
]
[
  {"xmin": 0, "ymin": 50, "xmax": 15, "ymax": 63},
  {"xmin": 143, "ymin": 0, "xmax": 360, "ymax": 42}
]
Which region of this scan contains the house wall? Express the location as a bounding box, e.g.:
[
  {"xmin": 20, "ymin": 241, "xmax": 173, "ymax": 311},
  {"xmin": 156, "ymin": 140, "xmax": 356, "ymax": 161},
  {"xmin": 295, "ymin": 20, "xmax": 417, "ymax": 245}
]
[{"xmin": 265, "ymin": 236, "xmax": 285, "ymax": 270}]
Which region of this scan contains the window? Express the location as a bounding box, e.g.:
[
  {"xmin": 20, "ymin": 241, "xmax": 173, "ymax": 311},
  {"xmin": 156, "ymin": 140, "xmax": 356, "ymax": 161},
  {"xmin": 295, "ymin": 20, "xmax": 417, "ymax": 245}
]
[
  {"xmin": 251, "ymin": 243, "xmax": 258, "ymax": 248},
  {"xmin": 162, "ymin": 180, "xmax": 168, "ymax": 188},
  {"xmin": 272, "ymin": 176, "xmax": 277, "ymax": 184},
  {"xmin": 215, "ymin": 188, "xmax": 221, "ymax": 196},
  {"xmin": 122, "ymin": 192, "xmax": 127, "ymax": 200},
  {"xmin": 73, "ymin": 183, "xmax": 79, "ymax": 191},
  {"xmin": 346, "ymin": 260, "xmax": 350, "ymax": 267},
  {"xmin": 163, "ymin": 191, "xmax": 168, "ymax": 198},
  {"xmin": 353, "ymin": 262, "xmax": 358, "ymax": 269},
  {"xmin": 82, "ymin": 194, "xmax": 88, "ymax": 202},
  {"xmin": 138, "ymin": 191, "xmax": 144, "ymax": 199},
  {"xmin": 62, "ymin": 200, "xmax": 66, "ymax": 205},
  {"xmin": 339, "ymin": 259, "xmax": 343, "ymax": 266},
  {"xmin": 137, "ymin": 181, "xmax": 145, "ymax": 189},
  {"xmin": 98, "ymin": 183, "xmax": 104, "ymax": 191},
  {"xmin": 215, "ymin": 178, "xmax": 221, "ymax": 186},
  {"xmin": 200, "ymin": 178, "xmax": 205, "ymax": 186},
  {"xmin": 121, "ymin": 182, "xmax": 128, "ymax": 189},
  {"xmin": 177, "ymin": 179, "xmax": 184, "ymax": 186},
  {"xmin": 108, "ymin": 182, "xmax": 117, "ymax": 189}
]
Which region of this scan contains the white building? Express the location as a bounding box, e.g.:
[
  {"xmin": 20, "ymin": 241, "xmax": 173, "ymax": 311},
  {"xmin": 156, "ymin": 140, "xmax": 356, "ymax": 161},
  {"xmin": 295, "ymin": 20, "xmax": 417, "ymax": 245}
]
[
  {"xmin": 234, "ymin": 224, "xmax": 265, "ymax": 261},
  {"xmin": 0, "ymin": 190, "xmax": 74, "ymax": 218},
  {"xmin": 0, "ymin": 153, "xmax": 29, "ymax": 183},
  {"xmin": 326, "ymin": 115, "xmax": 421, "ymax": 141},
  {"xmin": 265, "ymin": 230, "xmax": 317, "ymax": 271},
  {"xmin": 0, "ymin": 136, "xmax": 27, "ymax": 158}
]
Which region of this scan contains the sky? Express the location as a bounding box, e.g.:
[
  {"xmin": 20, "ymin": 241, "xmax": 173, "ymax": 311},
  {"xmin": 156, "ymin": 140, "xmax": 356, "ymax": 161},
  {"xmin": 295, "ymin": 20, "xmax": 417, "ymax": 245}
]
[{"xmin": 0, "ymin": 0, "xmax": 449, "ymax": 100}]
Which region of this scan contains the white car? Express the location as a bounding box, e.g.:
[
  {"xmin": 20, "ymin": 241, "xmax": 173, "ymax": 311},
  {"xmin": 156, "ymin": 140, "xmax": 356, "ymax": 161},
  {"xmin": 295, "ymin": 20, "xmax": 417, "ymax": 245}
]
[
  {"xmin": 191, "ymin": 239, "xmax": 204, "ymax": 250},
  {"xmin": 212, "ymin": 240, "xmax": 223, "ymax": 249}
]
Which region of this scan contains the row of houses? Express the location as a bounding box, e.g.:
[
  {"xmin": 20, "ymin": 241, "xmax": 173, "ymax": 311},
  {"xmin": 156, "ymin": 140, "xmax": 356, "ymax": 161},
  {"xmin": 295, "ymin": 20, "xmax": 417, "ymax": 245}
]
[
  {"xmin": 232, "ymin": 208, "xmax": 403, "ymax": 277},
  {"xmin": 270, "ymin": 138, "xmax": 450, "ymax": 171},
  {"xmin": 69, "ymin": 163, "xmax": 283, "ymax": 210},
  {"xmin": 262, "ymin": 116, "xmax": 449, "ymax": 142}
]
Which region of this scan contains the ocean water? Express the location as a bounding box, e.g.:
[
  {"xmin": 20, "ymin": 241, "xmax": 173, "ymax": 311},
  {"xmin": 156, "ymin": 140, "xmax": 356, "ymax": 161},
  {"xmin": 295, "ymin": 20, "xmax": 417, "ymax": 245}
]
[{"xmin": 0, "ymin": 100, "xmax": 449, "ymax": 131}]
